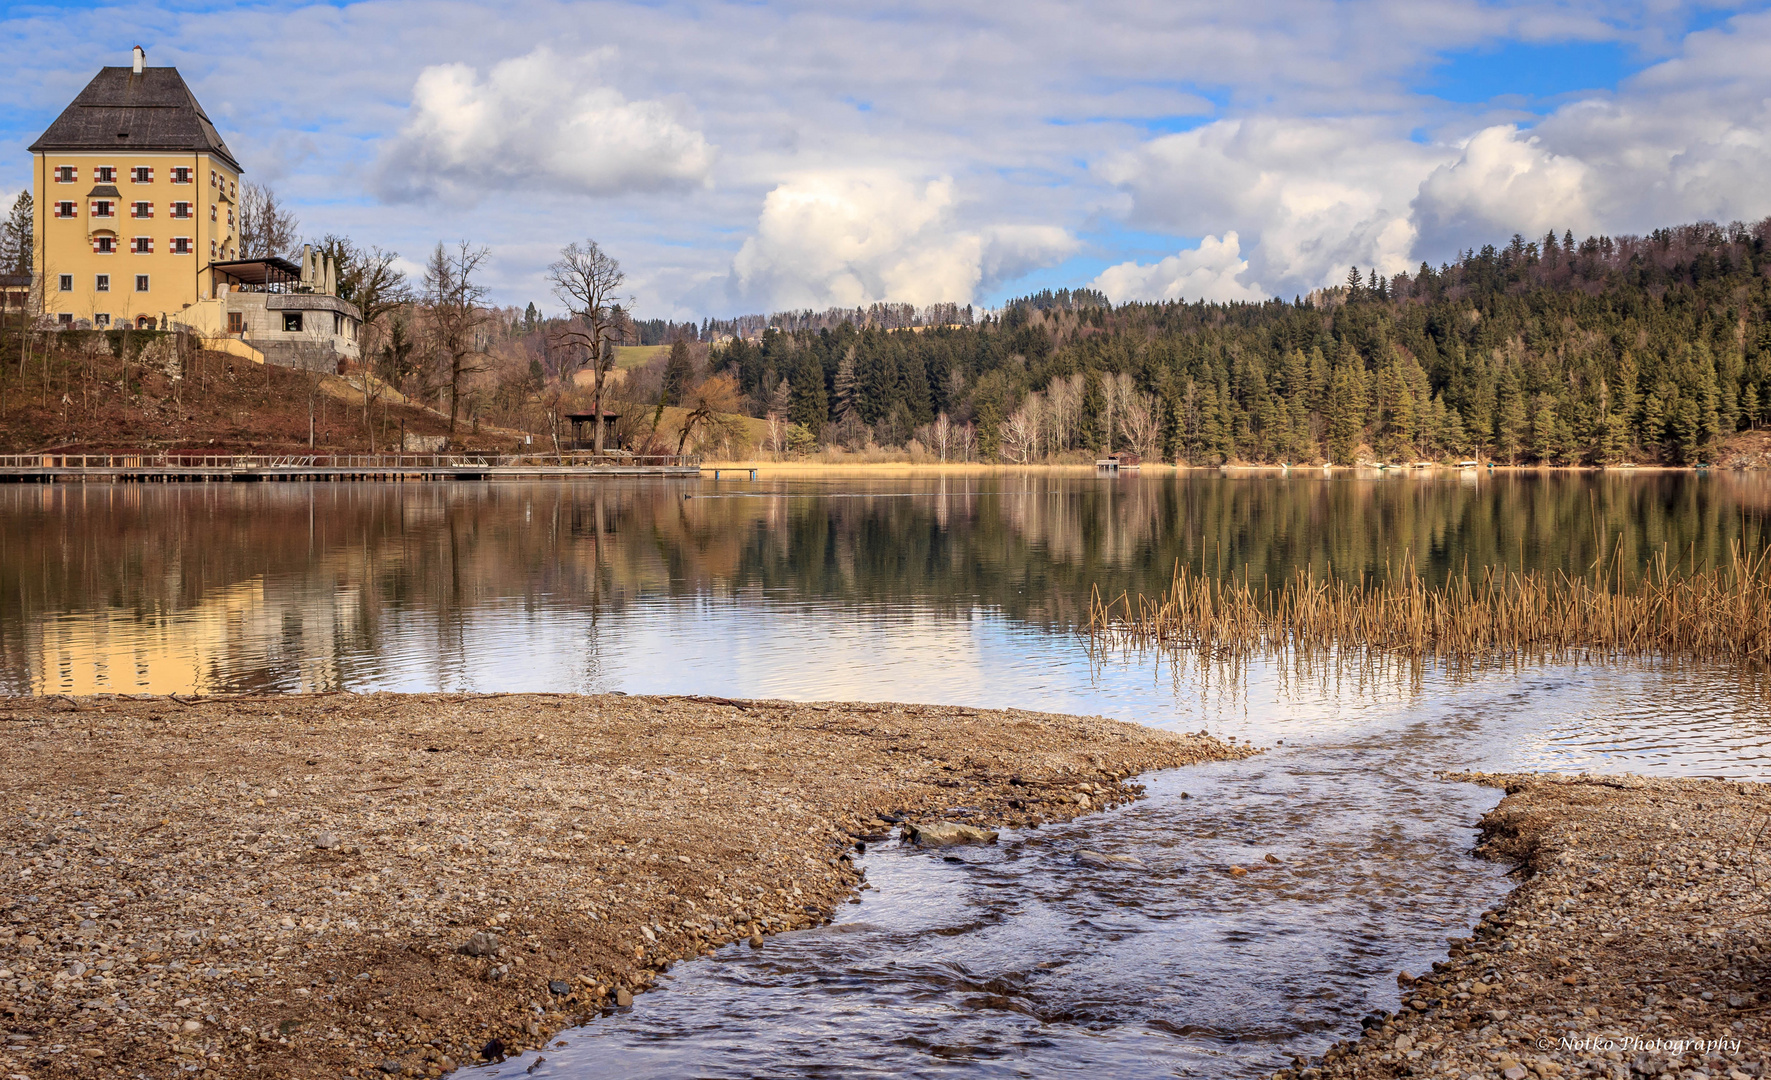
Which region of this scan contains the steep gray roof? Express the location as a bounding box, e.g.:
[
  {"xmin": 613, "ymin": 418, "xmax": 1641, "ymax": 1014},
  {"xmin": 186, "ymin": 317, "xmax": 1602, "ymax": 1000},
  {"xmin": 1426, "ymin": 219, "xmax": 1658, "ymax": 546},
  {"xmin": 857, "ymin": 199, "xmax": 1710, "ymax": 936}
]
[{"xmin": 28, "ymin": 67, "xmax": 241, "ymax": 172}]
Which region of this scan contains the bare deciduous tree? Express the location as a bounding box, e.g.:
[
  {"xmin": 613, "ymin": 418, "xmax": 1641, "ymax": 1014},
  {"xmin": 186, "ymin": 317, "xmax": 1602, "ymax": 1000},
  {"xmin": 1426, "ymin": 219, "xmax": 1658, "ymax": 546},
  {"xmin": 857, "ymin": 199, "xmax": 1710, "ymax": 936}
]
[
  {"xmin": 237, "ymin": 184, "xmax": 300, "ymax": 260},
  {"xmin": 1001, "ymin": 401, "xmax": 1042, "ymax": 464},
  {"xmin": 765, "ymin": 411, "xmax": 789, "ymax": 458},
  {"xmin": 422, "ymin": 241, "xmax": 491, "ymax": 437},
  {"xmin": 676, "ymin": 375, "xmax": 740, "ymax": 455},
  {"xmin": 931, "ymin": 412, "xmax": 954, "ymax": 462},
  {"xmin": 547, "ymin": 240, "xmax": 630, "ymax": 455},
  {"xmin": 957, "ymin": 420, "xmax": 978, "ymax": 462},
  {"xmin": 319, "ymin": 235, "xmax": 410, "ymax": 451}
]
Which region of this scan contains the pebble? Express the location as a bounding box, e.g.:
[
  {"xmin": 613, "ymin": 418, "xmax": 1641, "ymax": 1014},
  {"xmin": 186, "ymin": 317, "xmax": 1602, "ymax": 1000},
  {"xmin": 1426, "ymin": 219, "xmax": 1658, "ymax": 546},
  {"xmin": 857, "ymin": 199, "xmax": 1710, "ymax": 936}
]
[
  {"xmin": 1274, "ymin": 773, "xmax": 1771, "ymax": 1080},
  {"xmin": 0, "ymin": 691, "xmax": 1248, "ymax": 1077},
  {"xmin": 903, "ymin": 820, "xmax": 1000, "ymax": 847},
  {"xmin": 1073, "ymin": 850, "xmax": 1148, "ymax": 869}
]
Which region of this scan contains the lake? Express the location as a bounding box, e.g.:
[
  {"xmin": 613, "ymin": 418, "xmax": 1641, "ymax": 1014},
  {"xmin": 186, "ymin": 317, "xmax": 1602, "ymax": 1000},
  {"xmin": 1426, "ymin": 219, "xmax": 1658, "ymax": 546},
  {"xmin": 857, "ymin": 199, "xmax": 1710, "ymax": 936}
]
[{"xmin": 4, "ymin": 470, "xmax": 1769, "ymax": 1077}]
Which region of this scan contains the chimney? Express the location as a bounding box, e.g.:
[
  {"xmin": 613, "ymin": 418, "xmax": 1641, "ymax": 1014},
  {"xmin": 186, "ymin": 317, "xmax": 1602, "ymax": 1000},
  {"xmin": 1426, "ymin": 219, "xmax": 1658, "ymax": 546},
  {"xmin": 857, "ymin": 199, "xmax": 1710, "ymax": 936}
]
[{"xmin": 132, "ymin": 46, "xmax": 145, "ymax": 74}]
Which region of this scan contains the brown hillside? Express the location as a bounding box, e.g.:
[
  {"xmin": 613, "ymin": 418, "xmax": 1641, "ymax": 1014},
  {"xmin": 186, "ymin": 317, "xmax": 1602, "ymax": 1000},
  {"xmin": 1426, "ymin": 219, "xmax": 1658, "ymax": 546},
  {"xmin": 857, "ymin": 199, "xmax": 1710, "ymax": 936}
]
[{"xmin": 0, "ymin": 334, "xmax": 524, "ymax": 455}]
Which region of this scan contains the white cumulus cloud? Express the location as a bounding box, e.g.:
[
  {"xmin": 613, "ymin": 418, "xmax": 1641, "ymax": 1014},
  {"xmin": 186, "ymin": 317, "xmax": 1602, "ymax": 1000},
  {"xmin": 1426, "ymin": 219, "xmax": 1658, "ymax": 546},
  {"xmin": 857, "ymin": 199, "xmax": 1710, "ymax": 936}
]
[
  {"xmin": 1091, "ymin": 233, "xmax": 1265, "ymax": 304},
  {"xmin": 727, "ymin": 173, "xmax": 1076, "ymax": 309},
  {"xmin": 1101, "ymin": 117, "xmax": 1447, "ymax": 298},
  {"xmin": 377, "ymin": 47, "xmax": 714, "ymax": 204},
  {"xmin": 1412, "ymin": 126, "xmax": 1594, "ymax": 254}
]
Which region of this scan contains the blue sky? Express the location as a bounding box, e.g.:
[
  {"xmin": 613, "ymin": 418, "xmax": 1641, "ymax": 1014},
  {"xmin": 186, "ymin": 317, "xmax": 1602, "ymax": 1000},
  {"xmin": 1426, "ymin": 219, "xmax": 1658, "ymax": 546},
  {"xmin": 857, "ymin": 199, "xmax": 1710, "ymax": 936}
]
[{"xmin": 3, "ymin": 0, "xmax": 1770, "ymax": 318}]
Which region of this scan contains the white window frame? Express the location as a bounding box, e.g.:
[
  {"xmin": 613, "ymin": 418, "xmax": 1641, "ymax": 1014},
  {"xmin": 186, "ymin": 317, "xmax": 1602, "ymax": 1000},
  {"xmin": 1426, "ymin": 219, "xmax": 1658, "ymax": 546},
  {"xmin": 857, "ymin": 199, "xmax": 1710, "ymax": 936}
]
[
  {"xmin": 131, "ymin": 236, "xmax": 153, "ymax": 254},
  {"xmin": 171, "ymin": 167, "xmax": 192, "ymax": 185},
  {"xmin": 54, "ymin": 165, "xmax": 77, "ymax": 183},
  {"xmin": 135, "ymin": 274, "xmax": 150, "ymax": 293},
  {"xmin": 94, "ymin": 313, "xmax": 110, "ymax": 328},
  {"xmin": 94, "ymin": 166, "xmax": 116, "ymax": 184},
  {"xmin": 131, "ymin": 166, "xmax": 153, "ymax": 184},
  {"xmin": 95, "ymin": 275, "xmax": 111, "ymax": 293},
  {"xmin": 57, "ymin": 274, "xmax": 72, "ymax": 292},
  {"xmin": 53, "ymin": 201, "xmax": 77, "ymax": 219},
  {"xmin": 172, "ymin": 237, "xmax": 193, "ymax": 255},
  {"xmin": 131, "ymin": 201, "xmax": 153, "ymax": 219}
]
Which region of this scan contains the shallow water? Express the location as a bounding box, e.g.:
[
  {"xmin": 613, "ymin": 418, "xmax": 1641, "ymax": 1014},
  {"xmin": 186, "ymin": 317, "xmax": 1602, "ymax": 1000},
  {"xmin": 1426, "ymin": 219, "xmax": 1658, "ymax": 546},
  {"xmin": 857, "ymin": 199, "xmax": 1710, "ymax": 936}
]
[
  {"xmin": 474, "ymin": 655, "xmax": 1771, "ymax": 1079},
  {"xmin": 3, "ymin": 474, "xmax": 1769, "ymax": 1076}
]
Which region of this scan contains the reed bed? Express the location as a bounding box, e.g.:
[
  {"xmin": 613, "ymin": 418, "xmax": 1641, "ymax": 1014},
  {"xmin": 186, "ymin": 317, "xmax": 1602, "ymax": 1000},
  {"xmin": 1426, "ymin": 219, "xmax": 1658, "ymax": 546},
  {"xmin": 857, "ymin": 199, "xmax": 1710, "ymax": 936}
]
[{"xmin": 1088, "ymin": 545, "xmax": 1771, "ymax": 666}]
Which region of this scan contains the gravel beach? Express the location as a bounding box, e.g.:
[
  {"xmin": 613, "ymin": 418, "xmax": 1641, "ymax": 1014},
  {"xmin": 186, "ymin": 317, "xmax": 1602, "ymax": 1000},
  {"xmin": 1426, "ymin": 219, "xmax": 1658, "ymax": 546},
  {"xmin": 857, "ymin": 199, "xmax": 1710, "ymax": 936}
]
[
  {"xmin": 0, "ymin": 692, "xmax": 1244, "ymax": 1078},
  {"xmin": 1274, "ymin": 773, "xmax": 1771, "ymax": 1080}
]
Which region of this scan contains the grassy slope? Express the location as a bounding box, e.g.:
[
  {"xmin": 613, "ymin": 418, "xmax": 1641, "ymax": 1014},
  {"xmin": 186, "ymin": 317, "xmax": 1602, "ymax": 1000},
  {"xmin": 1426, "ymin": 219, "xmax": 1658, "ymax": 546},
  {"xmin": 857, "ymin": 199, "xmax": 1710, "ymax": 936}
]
[
  {"xmin": 0, "ymin": 345, "xmax": 524, "ymax": 454},
  {"xmin": 612, "ymin": 344, "xmax": 669, "ymax": 370}
]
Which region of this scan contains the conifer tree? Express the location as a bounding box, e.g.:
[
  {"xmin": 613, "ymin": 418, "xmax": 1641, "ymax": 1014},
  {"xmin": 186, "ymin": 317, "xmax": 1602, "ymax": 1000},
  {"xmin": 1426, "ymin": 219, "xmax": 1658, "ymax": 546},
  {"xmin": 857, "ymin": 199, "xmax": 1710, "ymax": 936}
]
[
  {"xmin": 832, "ymin": 347, "xmax": 859, "ymax": 422},
  {"xmin": 661, "ymin": 340, "xmax": 695, "ymax": 407},
  {"xmin": 0, "ymin": 191, "xmax": 31, "ymax": 274}
]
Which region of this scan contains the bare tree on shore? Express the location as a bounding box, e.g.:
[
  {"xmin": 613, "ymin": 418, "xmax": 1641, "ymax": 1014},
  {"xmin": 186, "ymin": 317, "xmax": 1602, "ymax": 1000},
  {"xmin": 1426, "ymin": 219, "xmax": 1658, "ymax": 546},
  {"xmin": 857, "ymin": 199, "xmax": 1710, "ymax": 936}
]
[
  {"xmin": 422, "ymin": 241, "xmax": 491, "ymax": 436},
  {"xmin": 238, "ymin": 184, "xmax": 300, "ymax": 260},
  {"xmin": 319, "ymin": 235, "xmax": 410, "ymax": 451},
  {"xmin": 547, "ymin": 240, "xmax": 631, "ymax": 455}
]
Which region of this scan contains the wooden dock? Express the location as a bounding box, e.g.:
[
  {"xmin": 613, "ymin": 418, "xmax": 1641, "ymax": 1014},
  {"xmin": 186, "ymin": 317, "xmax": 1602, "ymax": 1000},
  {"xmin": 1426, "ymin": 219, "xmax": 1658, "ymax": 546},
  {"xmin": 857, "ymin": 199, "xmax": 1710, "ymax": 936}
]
[{"xmin": 0, "ymin": 452, "xmax": 704, "ymax": 483}]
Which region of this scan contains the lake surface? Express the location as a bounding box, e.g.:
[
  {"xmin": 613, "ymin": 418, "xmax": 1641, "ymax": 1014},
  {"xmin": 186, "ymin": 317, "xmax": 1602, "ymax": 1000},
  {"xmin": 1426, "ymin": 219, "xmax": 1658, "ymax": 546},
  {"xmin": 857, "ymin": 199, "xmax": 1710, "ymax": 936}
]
[{"xmin": 4, "ymin": 471, "xmax": 1770, "ymax": 1077}]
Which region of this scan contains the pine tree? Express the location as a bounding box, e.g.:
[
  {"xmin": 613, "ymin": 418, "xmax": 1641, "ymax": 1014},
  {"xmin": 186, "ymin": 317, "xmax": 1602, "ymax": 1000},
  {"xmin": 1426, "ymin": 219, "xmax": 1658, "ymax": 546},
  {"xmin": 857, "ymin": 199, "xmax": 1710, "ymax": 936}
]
[
  {"xmin": 0, "ymin": 190, "xmax": 31, "ymax": 274},
  {"xmin": 661, "ymin": 340, "xmax": 694, "ymax": 407},
  {"xmin": 766, "ymin": 377, "xmax": 791, "ymax": 417},
  {"xmin": 1326, "ymin": 363, "xmax": 1365, "ymax": 464},
  {"xmin": 1497, "ymin": 371, "xmax": 1529, "ymax": 464},
  {"xmin": 832, "ymin": 347, "xmax": 859, "ymax": 421},
  {"xmin": 789, "ymin": 351, "xmax": 827, "ymax": 430}
]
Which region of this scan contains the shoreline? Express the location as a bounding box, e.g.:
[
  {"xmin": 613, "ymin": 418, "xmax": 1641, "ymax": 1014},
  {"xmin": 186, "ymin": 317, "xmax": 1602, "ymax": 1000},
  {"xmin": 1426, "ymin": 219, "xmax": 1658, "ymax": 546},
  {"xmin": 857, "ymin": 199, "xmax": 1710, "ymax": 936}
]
[
  {"xmin": 0, "ymin": 693, "xmax": 1248, "ymax": 1078},
  {"xmin": 698, "ymin": 459, "xmax": 1738, "ymax": 475},
  {"xmin": 1273, "ymin": 773, "xmax": 1771, "ymax": 1080}
]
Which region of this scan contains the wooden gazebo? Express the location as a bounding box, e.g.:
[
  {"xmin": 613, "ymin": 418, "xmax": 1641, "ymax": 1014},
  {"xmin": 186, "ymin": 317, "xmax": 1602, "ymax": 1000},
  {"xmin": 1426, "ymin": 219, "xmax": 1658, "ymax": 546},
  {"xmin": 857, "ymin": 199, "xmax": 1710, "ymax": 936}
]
[{"xmin": 564, "ymin": 409, "xmax": 621, "ymax": 450}]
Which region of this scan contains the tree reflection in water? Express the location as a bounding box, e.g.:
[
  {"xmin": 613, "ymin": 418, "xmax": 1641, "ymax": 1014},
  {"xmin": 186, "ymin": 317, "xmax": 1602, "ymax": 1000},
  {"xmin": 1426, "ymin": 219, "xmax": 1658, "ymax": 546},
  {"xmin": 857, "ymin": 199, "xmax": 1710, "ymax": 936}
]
[{"xmin": 2, "ymin": 471, "xmax": 1767, "ymax": 695}]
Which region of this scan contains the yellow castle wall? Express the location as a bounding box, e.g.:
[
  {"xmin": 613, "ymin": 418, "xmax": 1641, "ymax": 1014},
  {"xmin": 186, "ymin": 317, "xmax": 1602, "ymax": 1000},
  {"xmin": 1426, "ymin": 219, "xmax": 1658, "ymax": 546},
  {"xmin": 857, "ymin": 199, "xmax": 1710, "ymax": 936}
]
[{"xmin": 33, "ymin": 150, "xmax": 239, "ymax": 326}]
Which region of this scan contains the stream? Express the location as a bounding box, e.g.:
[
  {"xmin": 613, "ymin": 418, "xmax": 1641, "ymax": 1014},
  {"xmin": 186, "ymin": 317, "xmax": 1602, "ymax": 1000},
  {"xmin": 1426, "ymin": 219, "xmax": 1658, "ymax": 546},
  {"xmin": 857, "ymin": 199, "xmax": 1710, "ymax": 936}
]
[{"xmin": 474, "ymin": 657, "xmax": 1771, "ymax": 1078}]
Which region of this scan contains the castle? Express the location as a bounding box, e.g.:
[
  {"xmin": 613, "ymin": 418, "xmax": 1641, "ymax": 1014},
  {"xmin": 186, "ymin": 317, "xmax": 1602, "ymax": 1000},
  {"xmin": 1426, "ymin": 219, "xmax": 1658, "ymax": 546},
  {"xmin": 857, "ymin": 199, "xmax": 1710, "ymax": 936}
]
[{"xmin": 28, "ymin": 47, "xmax": 362, "ymax": 370}]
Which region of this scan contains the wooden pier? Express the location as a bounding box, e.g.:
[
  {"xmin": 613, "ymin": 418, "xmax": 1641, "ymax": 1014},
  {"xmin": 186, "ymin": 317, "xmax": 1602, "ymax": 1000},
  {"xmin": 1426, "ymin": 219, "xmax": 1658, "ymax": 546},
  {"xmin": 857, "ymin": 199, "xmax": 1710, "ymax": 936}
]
[{"xmin": 0, "ymin": 452, "xmax": 703, "ymax": 483}]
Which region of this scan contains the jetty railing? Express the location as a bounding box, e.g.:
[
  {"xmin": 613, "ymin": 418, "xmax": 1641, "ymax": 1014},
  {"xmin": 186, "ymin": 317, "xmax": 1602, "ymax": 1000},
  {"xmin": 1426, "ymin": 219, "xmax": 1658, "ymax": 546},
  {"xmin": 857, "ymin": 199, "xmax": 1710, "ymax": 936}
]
[{"xmin": 0, "ymin": 452, "xmax": 702, "ymax": 470}]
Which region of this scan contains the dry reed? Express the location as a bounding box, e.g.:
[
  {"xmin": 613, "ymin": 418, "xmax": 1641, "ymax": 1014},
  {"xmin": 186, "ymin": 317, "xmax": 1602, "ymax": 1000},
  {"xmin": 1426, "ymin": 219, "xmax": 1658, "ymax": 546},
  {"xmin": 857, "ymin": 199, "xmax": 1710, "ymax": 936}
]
[{"xmin": 1088, "ymin": 544, "xmax": 1771, "ymax": 666}]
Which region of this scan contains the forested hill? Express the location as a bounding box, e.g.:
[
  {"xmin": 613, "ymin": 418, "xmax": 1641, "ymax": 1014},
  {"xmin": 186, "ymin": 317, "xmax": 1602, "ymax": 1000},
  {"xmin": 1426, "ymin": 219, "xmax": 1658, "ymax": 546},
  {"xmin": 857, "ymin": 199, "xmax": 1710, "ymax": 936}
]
[{"xmin": 711, "ymin": 219, "xmax": 1771, "ymax": 465}]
